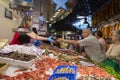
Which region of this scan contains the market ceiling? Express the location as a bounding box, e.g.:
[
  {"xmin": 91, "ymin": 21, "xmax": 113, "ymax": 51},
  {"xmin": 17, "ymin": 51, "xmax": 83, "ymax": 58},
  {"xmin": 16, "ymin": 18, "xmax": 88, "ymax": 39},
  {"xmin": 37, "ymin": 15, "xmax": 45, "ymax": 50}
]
[
  {"xmin": 10, "ymin": 0, "xmax": 112, "ymax": 31},
  {"xmin": 29, "ymin": 0, "xmax": 77, "ymax": 23},
  {"xmin": 51, "ymin": 0, "xmax": 112, "ymax": 31}
]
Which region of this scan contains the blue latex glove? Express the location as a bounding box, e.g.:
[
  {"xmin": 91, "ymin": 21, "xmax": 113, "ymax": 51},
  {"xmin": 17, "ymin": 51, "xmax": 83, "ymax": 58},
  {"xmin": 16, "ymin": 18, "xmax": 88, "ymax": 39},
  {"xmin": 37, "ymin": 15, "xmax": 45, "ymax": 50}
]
[
  {"xmin": 34, "ymin": 40, "xmax": 41, "ymax": 46},
  {"xmin": 46, "ymin": 36, "xmax": 54, "ymax": 43}
]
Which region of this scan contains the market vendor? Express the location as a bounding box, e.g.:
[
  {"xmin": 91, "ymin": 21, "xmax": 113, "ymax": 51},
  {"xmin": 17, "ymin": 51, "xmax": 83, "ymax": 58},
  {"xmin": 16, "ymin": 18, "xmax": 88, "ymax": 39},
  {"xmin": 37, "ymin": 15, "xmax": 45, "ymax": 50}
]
[
  {"xmin": 10, "ymin": 18, "xmax": 32, "ymax": 45},
  {"xmin": 57, "ymin": 28, "xmax": 105, "ymax": 62},
  {"xmin": 106, "ymin": 30, "xmax": 120, "ymax": 62},
  {"xmin": 10, "ymin": 19, "xmax": 54, "ymax": 45}
]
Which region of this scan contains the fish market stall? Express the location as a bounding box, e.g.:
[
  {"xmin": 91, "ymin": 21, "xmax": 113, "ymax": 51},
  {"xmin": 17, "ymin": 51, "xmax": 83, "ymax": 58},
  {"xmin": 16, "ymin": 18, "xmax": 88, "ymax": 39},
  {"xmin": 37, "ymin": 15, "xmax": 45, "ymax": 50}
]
[{"xmin": 0, "ymin": 44, "xmax": 119, "ymax": 80}]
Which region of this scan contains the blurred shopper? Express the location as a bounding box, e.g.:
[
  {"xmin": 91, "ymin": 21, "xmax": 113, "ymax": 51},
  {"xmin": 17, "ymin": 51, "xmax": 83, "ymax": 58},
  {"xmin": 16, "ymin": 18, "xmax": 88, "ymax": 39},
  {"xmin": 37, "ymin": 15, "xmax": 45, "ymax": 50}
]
[
  {"xmin": 57, "ymin": 28, "xmax": 105, "ymax": 62},
  {"xmin": 94, "ymin": 30, "xmax": 106, "ymax": 54},
  {"xmin": 106, "ymin": 30, "xmax": 120, "ymax": 62}
]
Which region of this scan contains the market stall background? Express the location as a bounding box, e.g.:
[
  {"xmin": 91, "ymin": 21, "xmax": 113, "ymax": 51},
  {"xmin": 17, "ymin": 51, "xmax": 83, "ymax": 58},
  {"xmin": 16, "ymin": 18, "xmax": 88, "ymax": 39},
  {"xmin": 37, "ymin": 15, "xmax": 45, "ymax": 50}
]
[{"xmin": 0, "ymin": 0, "xmax": 115, "ymax": 41}]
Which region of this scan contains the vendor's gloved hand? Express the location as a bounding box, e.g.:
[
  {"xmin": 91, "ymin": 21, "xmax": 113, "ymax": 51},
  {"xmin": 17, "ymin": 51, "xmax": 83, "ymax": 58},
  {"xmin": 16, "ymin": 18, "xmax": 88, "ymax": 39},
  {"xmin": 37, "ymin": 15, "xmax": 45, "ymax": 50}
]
[
  {"xmin": 46, "ymin": 36, "xmax": 54, "ymax": 43},
  {"xmin": 34, "ymin": 40, "xmax": 41, "ymax": 46}
]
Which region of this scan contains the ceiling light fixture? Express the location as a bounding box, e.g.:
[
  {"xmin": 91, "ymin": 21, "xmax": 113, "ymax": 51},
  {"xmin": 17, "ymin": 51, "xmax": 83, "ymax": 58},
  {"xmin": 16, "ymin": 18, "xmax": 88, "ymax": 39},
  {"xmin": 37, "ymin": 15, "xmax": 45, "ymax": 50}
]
[
  {"xmin": 29, "ymin": 7, "xmax": 33, "ymax": 11},
  {"xmin": 54, "ymin": 21, "xmax": 56, "ymax": 23},
  {"xmin": 53, "ymin": 16, "xmax": 56, "ymax": 17},
  {"xmin": 77, "ymin": 16, "xmax": 84, "ymax": 19},
  {"xmin": 46, "ymin": 21, "xmax": 49, "ymax": 23},
  {"xmin": 56, "ymin": 11, "xmax": 59, "ymax": 14},
  {"xmin": 54, "ymin": 14, "xmax": 57, "ymax": 16},
  {"xmin": 50, "ymin": 18, "xmax": 53, "ymax": 21},
  {"xmin": 58, "ymin": 9, "xmax": 61, "ymax": 12}
]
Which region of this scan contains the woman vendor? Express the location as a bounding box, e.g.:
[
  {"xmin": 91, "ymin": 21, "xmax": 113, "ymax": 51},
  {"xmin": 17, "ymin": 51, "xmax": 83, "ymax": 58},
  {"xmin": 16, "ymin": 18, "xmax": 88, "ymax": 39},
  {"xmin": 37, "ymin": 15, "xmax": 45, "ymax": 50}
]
[
  {"xmin": 10, "ymin": 19, "xmax": 54, "ymax": 45},
  {"xmin": 106, "ymin": 30, "xmax": 120, "ymax": 62}
]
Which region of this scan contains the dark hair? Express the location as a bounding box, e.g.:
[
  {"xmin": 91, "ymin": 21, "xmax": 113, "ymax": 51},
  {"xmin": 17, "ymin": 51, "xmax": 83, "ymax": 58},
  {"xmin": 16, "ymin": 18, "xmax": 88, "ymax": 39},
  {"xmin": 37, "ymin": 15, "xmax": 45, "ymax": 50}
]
[
  {"xmin": 32, "ymin": 28, "xmax": 38, "ymax": 34},
  {"xmin": 95, "ymin": 30, "xmax": 103, "ymax": 37},
  {"xmin": 18, "ymin": 34, "xmax": 31, "ymax": 44}
]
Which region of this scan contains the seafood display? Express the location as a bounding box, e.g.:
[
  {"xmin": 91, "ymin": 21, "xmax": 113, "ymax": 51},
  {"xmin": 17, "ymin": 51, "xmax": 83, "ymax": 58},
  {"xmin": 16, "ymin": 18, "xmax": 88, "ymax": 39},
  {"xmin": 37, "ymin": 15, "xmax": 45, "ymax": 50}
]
[
  {"xmin": 0, "ymin": 52, "xmax": 37, "ymax": 61},
  {"xmin": 1, "ymin": 57, "xmax": 114, "ymax": 80},
  {"xmin": 0, "ymin": 51, "xmax": 37, "ymax": 68},
  {"xmin": 0, "ymin": 45, "xmax": 37, "ymax": 55},
  {"xmin": 78, "ymin": 75, "xmax": 112, "ymax": 80},
  {"xmin": 0, "ymin": 44, "xmax": 118, "ymax": 80}
]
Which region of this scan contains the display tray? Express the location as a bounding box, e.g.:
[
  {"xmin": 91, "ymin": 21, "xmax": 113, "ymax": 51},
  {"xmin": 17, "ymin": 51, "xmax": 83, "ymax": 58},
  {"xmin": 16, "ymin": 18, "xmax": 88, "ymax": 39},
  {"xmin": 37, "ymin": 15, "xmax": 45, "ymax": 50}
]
[{"xmin": 0, "ymin": 52, "xmax": 37, "ymax": 68}]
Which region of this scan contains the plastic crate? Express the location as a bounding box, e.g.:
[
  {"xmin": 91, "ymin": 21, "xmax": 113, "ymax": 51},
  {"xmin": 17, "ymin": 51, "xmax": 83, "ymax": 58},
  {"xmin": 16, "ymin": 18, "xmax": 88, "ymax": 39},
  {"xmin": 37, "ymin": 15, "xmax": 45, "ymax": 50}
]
[
  {"xmin": 49, "ymin": 73, "xmax": 76, "ymax": 80},
  {"xmin": 53, "ymin": 65, "xmax": 77, "ymax": 74},
  {"xmin": 49, "ymin": 65, "xmax": 77, "ymax": 80}
]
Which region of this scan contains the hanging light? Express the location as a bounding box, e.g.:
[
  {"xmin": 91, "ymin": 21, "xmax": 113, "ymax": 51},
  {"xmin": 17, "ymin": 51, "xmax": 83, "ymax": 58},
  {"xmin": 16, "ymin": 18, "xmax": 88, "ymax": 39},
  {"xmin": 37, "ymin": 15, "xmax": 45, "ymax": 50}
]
[
  {"xmin": 29, "ymin": 7, "xmax": 33, "ymax": 11},
  {"xmin": 77, "ymin": 16, "xmax": 84, "ymax": 19},
  {"xmin": 87, "ymin": 24, "xmax": 90, "ymax": 28},
  {"xmin": 25, "ymin": 11, "xmax": 29, "ymax": 15},
  {"xmin": 84, "ymin": 17, "xmax": 89, "ymax": 24}
]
